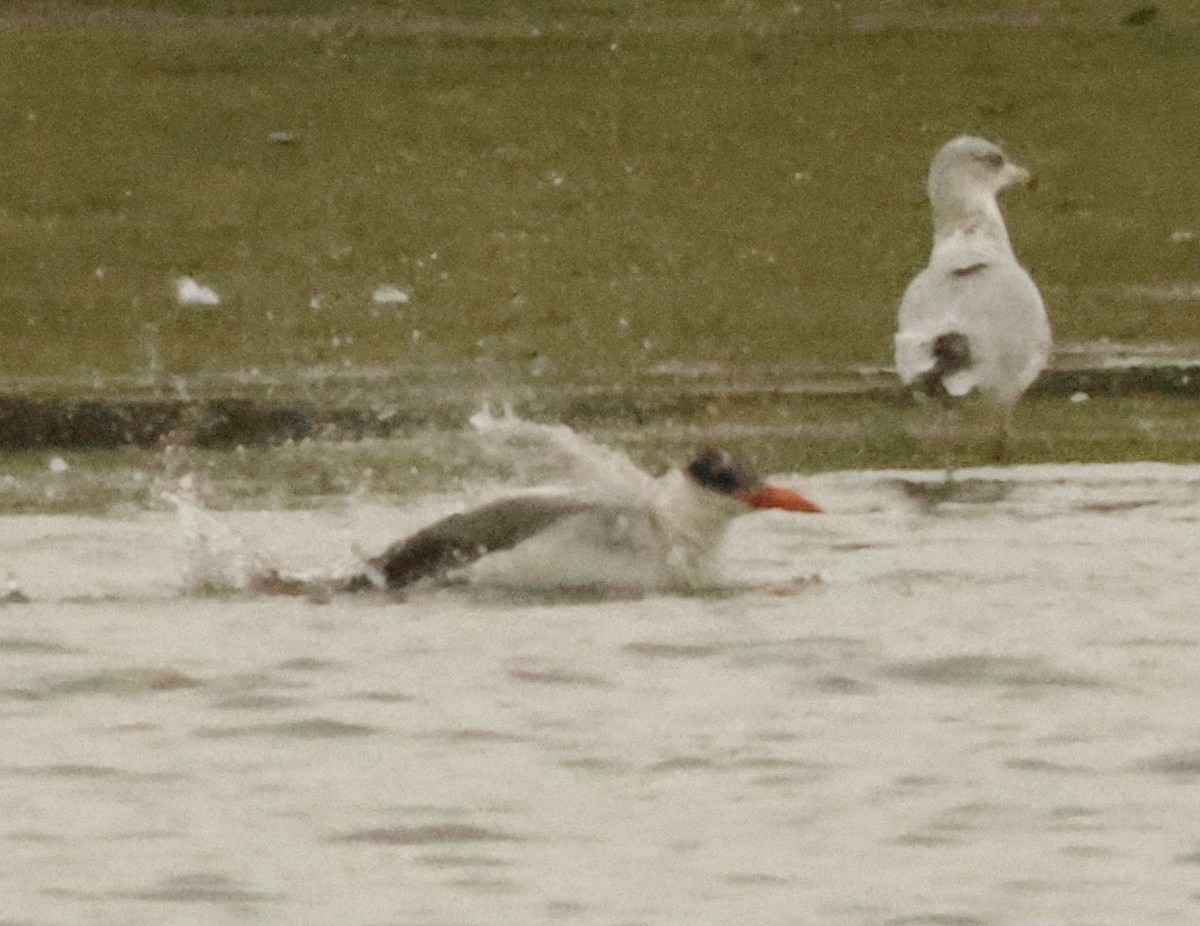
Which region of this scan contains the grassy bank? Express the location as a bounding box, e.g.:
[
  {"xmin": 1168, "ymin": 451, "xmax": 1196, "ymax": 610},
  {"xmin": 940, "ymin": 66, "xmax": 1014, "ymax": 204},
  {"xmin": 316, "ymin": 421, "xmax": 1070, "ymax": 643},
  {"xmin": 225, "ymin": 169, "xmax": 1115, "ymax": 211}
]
[{"xmin": 1, "ymin": 0, "xmax": 1197, "ymax": 390}]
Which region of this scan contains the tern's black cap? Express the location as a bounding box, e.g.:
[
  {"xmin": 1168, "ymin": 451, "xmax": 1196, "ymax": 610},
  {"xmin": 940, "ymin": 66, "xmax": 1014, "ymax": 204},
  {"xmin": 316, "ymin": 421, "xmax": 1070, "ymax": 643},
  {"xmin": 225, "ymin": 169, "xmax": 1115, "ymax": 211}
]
[{"xmin": 686, "ymin": 449, "xmax": 758, "ymax": 496}]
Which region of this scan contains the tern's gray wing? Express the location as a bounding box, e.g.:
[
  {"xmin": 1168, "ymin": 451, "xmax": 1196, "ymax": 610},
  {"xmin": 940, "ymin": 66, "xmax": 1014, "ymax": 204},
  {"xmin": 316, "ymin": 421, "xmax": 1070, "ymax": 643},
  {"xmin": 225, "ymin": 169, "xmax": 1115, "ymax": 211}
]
[{"xmin": 373, "ymin": 495, "xmax": 607, "ymax": 590}]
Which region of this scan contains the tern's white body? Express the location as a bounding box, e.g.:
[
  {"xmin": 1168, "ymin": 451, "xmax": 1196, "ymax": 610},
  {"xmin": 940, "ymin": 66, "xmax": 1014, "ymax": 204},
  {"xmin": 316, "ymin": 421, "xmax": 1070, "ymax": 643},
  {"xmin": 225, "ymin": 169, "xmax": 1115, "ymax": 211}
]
[
  {"xmin": 369, "ymin": 414, "xmax": 821, "ymax": 595},
  {"xmin": 469, "ymin": 468, "xmax": 752, "ymax": 591},
  {"xmin": 895, "ymin": 136, "xmax": 1052, "ymax": 408}
]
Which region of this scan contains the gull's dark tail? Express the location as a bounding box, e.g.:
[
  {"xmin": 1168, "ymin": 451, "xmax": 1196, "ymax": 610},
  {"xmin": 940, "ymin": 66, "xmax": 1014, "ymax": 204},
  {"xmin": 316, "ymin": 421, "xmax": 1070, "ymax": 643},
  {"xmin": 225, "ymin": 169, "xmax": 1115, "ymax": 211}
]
[{"xmin": 917, "ymin": 332, "xmax": 972, "ymax": 400}]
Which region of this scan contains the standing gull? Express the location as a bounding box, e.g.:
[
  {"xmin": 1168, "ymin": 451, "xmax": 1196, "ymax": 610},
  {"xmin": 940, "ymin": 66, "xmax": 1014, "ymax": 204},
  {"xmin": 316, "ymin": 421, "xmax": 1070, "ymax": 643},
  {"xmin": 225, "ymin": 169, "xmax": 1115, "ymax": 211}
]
[{"xmin": 894, "ymin": 135, "xmax": 1052, "ymax": 460}]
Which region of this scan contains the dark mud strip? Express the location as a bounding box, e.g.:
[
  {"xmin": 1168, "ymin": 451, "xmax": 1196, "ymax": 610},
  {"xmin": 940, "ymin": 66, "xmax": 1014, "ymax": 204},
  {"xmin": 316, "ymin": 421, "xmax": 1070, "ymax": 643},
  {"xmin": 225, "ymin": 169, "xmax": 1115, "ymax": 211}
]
[
  {"xmin": 0, "ymin": 365, "xmax": 1195, "ymax": 450},
  {"xmin": 1034, "ymin": 364, "xmax": 1198, "ymax": 399},
  {"xmin": 0, "ymin": 396, "xmax": 413, "ymax": 450}
]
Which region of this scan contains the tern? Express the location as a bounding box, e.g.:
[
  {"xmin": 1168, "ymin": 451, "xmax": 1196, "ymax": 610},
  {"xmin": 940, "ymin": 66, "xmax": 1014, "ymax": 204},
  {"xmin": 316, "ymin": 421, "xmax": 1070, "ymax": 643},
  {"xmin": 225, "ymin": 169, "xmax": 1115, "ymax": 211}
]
[{"xmin": 354, "ymin": 449, "xmax": 821, "ymax": 593}]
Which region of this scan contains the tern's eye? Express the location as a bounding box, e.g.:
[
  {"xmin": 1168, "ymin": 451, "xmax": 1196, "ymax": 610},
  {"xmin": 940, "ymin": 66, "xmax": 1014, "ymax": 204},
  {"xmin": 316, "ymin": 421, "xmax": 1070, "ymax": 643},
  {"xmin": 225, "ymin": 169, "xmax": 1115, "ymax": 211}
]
[{"xmin": 980, "ymin": 151, "xmax": 1005, "ymax": 169}]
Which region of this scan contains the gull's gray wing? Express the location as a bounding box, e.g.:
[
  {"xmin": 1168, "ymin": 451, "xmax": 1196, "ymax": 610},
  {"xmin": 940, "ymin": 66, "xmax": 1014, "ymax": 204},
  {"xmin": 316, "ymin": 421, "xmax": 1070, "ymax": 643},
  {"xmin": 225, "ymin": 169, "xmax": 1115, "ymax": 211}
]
[{"xmin": 896, "ymin": 247, "xmax": 1049, "ymax": 406}]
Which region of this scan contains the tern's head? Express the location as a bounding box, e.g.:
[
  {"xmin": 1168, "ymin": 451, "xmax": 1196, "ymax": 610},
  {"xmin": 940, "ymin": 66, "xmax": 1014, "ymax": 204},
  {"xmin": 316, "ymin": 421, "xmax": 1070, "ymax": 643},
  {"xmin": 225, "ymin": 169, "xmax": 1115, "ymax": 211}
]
[
  {"xmin": 929, "ymin": 136, "xmax": 1032, "ymax": 207},
  {"xmin": 686, "ymin": 450, "xmax": 821, "ymax": 513}
]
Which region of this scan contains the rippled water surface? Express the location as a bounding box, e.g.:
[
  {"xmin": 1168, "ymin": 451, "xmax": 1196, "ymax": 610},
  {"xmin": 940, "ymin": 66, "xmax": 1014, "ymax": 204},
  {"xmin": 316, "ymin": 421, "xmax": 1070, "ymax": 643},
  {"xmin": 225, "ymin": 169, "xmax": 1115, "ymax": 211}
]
[{"xmin": 1, "ymin": 462, "xmax": 1197, "ymax": 925}]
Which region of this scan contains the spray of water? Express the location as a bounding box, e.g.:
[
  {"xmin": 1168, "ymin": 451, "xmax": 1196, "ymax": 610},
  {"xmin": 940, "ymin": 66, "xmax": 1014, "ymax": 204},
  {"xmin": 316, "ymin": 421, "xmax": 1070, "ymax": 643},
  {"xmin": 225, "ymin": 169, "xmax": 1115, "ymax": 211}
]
[
  {"xmin": 163, "ymin": 474, "xmax": 267, "ymax": 595},
  {"xmin": 159, "ymin": 411, "xmax": 736, "ymax": 599},
  {"xmin": 468, "ymin": 405, "xmax": 655, "ymax": 505}
]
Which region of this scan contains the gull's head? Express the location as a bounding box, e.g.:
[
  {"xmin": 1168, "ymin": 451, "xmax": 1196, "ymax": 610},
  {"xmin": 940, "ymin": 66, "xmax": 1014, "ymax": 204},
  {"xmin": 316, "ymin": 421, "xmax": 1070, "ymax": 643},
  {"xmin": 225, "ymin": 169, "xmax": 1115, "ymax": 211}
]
[
  {"xmin": 685, "ymin": 450, "xmax": 822, "ymax": 514},
  {"xmin": 927, "ymin": 136, "xmax": 1032, "ymax": 238},
  {"xmin": 926, "ymin": 137, "xmax": 1032, "ymax": 244}
]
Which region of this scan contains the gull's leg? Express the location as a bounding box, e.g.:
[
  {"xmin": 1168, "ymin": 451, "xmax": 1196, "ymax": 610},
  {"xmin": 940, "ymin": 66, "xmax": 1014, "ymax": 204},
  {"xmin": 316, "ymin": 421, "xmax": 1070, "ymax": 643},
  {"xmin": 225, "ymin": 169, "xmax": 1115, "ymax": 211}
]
[
  {"xmin": 989, "ymin": 405, "xmax": 1015, "ymax": 464},
  {"xmin": 937, "ymin": 401, "xmax": 957, "ymax": 483}
]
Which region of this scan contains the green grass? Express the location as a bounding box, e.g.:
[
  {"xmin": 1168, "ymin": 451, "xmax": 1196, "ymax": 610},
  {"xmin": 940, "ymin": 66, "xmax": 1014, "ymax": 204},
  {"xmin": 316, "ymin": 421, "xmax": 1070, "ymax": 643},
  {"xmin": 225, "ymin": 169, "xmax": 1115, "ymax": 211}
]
[
  {"xmin": 0, "ymin": 2, "xmax": 1196, "ymax": 505},
  {"xmin": 1, "ymin": 0, "xmax": 1197, "ymax": 388}
]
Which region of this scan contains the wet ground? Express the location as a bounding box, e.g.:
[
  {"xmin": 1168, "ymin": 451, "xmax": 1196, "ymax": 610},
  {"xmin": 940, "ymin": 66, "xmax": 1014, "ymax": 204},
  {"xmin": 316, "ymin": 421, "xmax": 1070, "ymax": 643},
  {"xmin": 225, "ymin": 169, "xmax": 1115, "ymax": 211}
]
[{"xmin": 1, "ymin": 358, "xmax": 1197, "ymax": 452}]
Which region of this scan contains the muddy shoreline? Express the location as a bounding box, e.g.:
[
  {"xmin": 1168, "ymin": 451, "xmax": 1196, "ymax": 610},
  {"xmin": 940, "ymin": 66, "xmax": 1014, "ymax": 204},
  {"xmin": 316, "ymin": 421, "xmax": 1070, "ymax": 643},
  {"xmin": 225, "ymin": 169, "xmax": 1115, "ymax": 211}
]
[{"xmin": 1, "ymin": 364, "xmax": 1194, "ymax": 451}]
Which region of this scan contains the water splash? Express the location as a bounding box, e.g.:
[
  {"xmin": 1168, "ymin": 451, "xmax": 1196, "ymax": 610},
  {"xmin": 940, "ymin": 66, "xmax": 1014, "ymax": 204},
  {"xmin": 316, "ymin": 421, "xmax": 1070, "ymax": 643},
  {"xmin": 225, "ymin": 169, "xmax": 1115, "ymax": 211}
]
[
  {"xmin": 163, "ymin": 475, "xmax": 266, "ymax": 595},
  {"xmin": 154, "ymin": 413, "xmax": 761, "ymax": 599},
  {"xmin": 468, "ymin": 405, "xmax": 654, "ymax": 505}
]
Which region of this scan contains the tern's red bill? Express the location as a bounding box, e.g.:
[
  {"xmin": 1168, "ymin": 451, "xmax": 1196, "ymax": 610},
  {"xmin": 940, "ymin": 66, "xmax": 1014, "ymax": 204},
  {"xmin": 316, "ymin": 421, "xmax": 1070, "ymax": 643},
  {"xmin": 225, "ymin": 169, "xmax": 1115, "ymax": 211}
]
[{"xmin": 736, "ymin": 484, "xmax": 822, "ymax": 513}]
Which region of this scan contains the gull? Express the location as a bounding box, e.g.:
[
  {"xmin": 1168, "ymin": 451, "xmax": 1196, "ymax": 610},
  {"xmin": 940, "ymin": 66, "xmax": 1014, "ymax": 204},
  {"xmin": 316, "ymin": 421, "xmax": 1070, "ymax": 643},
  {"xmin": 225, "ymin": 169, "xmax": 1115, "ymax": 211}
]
[{"xmin": 894, "ymin": 135, "xmax": 1052, "ymax": 461}]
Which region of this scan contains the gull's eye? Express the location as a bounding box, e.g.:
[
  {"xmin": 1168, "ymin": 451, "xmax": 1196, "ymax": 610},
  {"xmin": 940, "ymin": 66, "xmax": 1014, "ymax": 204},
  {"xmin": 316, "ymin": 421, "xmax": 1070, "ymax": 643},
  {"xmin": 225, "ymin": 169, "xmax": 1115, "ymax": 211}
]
[{"xmin": 980, "ymin": 151, "xmax": 1005, "ymax": 169}]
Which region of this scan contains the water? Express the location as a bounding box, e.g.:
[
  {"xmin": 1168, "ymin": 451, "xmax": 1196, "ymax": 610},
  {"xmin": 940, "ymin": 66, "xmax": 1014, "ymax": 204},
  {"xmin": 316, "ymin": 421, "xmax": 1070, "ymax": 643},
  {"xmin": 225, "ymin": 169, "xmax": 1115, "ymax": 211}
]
[{"xmin": 1, "ymin": 427, "xmax": 1197, "ymax": 924}]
